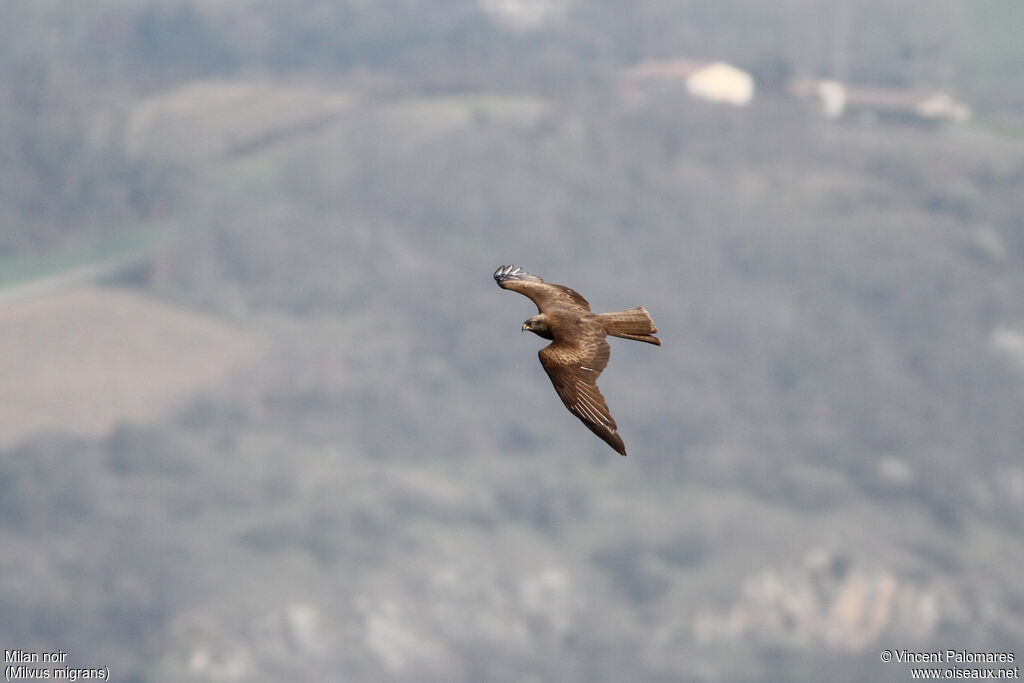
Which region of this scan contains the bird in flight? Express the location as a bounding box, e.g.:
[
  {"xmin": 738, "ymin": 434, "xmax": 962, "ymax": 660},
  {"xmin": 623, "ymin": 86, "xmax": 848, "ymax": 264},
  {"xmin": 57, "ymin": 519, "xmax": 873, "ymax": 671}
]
[{"xmin": 493, "ymin": 265, "xmax": 660, "ymax": 456}]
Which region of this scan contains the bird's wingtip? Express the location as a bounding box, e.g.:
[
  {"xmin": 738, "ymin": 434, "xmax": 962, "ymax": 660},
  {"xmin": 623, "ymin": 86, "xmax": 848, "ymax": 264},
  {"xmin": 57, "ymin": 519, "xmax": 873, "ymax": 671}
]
[{"xmin": 493, "ymin": 264, "xmax": 534, "ymax": 284}]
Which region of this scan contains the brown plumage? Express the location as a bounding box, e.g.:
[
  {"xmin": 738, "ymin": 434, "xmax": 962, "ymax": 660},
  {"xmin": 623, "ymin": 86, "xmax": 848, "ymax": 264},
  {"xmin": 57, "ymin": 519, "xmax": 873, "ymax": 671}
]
[{"xmin": 493, "ymin": 265, "xmax": 660, "ymax": 456}]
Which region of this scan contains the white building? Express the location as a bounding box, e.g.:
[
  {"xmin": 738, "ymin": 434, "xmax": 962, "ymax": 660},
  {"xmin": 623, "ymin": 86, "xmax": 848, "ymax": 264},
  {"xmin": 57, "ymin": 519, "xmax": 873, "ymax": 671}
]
[{"xmin": 624, "ymin": 59, "xmax": 755, "ymax": 107}]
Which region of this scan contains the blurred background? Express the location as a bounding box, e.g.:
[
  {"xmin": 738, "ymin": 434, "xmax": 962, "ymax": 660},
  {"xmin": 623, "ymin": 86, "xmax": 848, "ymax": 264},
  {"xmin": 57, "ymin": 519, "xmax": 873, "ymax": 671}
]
[{"xmin": 1, "ymin": 1, "xmax": 1023, "ymax": 681}]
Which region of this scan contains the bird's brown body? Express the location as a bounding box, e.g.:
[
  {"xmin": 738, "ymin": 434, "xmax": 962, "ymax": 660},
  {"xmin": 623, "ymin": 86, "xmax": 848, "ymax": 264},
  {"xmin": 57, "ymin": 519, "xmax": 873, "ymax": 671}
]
[{"xmin": 493, "ymin": 265, "xmax": 660, "ymax": 456}]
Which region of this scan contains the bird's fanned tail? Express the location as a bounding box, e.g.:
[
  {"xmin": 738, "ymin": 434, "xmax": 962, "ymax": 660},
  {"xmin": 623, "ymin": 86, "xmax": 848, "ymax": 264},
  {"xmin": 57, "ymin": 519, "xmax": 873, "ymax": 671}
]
[{"xmin": 598, "ymin": 307, "xmax": 661, "ymax": 345}]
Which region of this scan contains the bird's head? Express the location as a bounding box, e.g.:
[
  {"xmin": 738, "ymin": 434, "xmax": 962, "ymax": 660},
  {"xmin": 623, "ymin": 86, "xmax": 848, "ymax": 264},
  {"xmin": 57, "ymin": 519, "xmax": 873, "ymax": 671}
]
[{"xmin": 522, "ymin": 314, "xmax": 554, "ymax": 340}]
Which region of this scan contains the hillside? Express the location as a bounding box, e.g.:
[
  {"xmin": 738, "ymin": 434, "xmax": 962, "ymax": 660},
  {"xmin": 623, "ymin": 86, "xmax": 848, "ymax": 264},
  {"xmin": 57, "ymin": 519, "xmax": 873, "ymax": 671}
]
[{"xmin": 2, "ymin": 2, "xmax": 1023, "ymax": 682}]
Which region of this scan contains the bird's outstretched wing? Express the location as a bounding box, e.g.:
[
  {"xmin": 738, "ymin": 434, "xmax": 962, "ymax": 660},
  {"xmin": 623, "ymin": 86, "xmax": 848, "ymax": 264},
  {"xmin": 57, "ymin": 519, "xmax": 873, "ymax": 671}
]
[
  {"xmin": 493, "ymin": 265, "xmax": 592, "ymax": 313},
  {"xmin": 538, "ymin": 328, "xmax": 626, "ymax": 456}
]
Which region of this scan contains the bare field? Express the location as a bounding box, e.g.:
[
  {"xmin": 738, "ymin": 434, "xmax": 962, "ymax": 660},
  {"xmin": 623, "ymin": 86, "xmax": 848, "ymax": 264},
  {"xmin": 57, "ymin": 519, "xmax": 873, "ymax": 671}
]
[
  {"xmin": 0, "ymin": 286, "xmax": 266, "ymax": 445},
  {"xmin": 125, "ymin": 79, "xmax": 356, "ymax": 165}
]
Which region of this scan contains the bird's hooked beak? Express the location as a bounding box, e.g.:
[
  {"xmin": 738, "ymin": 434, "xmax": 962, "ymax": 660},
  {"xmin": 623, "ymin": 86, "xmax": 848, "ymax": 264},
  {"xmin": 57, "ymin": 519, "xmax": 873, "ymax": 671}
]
[{"xmin": 521, "ymin": 322, "xmax": 528, "ymax": 333}]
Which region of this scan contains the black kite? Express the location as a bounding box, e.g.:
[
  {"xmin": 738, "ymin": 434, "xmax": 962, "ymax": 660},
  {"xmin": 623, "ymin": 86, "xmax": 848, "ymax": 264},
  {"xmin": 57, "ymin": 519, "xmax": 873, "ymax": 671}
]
[{"xmin": 493, "ymin": 265, "xmax": 660, "ymax": 456}]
